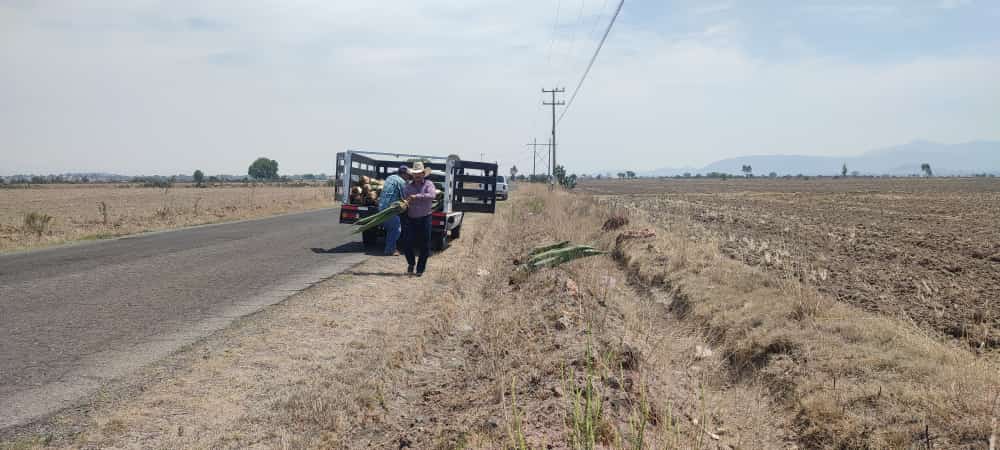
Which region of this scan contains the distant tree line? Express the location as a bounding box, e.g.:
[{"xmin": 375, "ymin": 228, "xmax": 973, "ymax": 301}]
[
  {"xmin": 514, "ymin": 165, "xmax": 579, "ymax": 189},
  {"xmin": 612, "ymin": 161, "xmax": 952, "ymax": 180}
]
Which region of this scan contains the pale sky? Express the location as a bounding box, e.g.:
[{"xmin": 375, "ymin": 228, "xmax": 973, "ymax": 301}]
[{"xmin": 1, "ymin": 0, "xmax": 998, "ymax": 176}]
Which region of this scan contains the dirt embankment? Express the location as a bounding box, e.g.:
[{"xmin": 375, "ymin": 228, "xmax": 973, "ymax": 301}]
[{"xmin": 4, "ymin": 185, "xmax": 996, "ymax": 449}]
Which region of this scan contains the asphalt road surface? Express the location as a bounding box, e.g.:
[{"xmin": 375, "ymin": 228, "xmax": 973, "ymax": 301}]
[{"xmin": 0, "ymin": 209, "xmax": 368, "ymax": 430}]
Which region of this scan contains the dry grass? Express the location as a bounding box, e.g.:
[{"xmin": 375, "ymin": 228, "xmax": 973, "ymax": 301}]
[
  {"xmin": 605, "ymin": 194, "xmax": 1000, "ymax": 448},
  {"xmin": 0, "ymin": 184, "xmax": 335, "ymax": 252},
  {"xmin": 362, "ymin": 184, "xmax": 791, "ymax": 448}
]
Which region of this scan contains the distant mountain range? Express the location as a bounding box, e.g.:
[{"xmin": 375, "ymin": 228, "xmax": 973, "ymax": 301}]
[{"xmin": 641, "ymin": 140, "xmax": 1000, "ymax": 177}]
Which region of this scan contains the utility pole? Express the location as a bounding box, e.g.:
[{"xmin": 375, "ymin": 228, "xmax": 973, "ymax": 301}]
[
  {"xmin": 542, "ymin": 87, "xmax": 565, "ymax": 187},
  {"xmin": 531, "ymin": 138, "xmax": 536, "ymax": 176},
  {"xmin": 525, "ymin": 138, "xmax": 553, "ymax": 178}
]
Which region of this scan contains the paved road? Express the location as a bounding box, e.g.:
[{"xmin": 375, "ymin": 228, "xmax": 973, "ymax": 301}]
[{"xmin": 0, "ymin": 209, "xmax": 367, "ymax": 430}]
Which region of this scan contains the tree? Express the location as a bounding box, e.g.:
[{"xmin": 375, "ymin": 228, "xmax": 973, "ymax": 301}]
[
  {"xmin": 510, "ymin": 165, "xmax": 518, "ymax": 180},
  {"xmin": 564, "ymin": 173, "xmax": 578, "ymax": 189},
  {"xmin": 617, "ymin": 172, "xmax": 626, "ymax": 180},
  {"xmin": 553, "ymin": 165, "xmax": 567, "ymax": 185},
  {"xmin": 741, "ymin": 164, "xmax": 753, "ymax": 178},
  {"xmin": 248, "ymin": 157, "xmax": 279, "ymax": 180},
  {"xmin": 921, "ymin": 163, "xmax": 933, "ymax": 177},
  {"xmin": 193, "ymin": 170, "xmax": 205, "ymax": 187},
  {"xmin": 841, "ymin": 163, "xmax": 848, "ymax": 177},
  {"xmin": 551, "ymin": 165, "xmax": 578, "ymax": 189},
  {"xmin": 626, "ymin": 170, "xmax": 636, "ymax": 179},
  {"xmin": 769, "ymin": 172, "xmax": 778, "ymax": 178}
]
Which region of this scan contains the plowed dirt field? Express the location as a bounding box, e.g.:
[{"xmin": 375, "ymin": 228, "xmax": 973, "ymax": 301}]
[{"xmin": 583, "ymin": 178, "xmax": 1000, "ymax": 350}]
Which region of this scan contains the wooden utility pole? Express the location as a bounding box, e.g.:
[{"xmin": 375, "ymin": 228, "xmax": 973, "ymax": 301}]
[{"xmin": 542, "ymin": 88, "xmax": 565, "ymax": 187}]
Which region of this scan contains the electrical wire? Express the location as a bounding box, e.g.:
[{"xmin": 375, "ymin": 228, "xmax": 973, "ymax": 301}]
[
  {"xmin": 557, "ymin": 0, "xmax": 624, "ymax": 125},
  {"xmin": 587, "ymin": 0, "xmax": 611, "ymax": 44},
  {"xmin": 560, "ymin": 0, "xmax": 588, "ymax": 88},
  {"xmin": 545, "ymin": 0, "xmax": 563, "ymax": 83}
]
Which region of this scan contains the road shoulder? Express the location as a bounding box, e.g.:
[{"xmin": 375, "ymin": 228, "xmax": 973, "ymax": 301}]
[{"xmin": 1, "ymin": 237, "xmax": 441, "ymax": 448}]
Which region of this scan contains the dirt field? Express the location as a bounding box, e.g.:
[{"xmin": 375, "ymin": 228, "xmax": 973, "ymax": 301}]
[
  {"xmin": 584, "ymin": 178, "xmax": 1000, "ymax": 350},
  {"xmin": 0, "ymin": 184, "xmax": 336, "ymax": 253}
]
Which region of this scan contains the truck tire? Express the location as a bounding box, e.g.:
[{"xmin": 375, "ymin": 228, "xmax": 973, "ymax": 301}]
[
  {"xmin": 362, "ymin": 229, "xmax": 378, "ymax": 248},
  {"xmin": 450, "ymin": 225, "xmax": 461, "ymax": 240},
  {"xmin": 431, "ymin": 232, "xmax": 448, "ymax": 251}
]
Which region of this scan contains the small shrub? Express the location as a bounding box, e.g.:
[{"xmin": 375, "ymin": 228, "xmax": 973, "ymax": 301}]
[
  {"xmin": 23, "ymin": 212, "xmax": 53, "ymax": 237},
  {"xmin": 602, "ymin": 215, "xmax": 629, "ymax": 231}
]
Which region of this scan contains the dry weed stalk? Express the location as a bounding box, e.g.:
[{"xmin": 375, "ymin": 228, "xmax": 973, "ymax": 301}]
[
  {"xmin": 22, "ymin": 211, "xmax": 53, "ymax": 237},
  {"xmin": 97, "ymin": 201, "xmax": 110, "ymax": 226}
]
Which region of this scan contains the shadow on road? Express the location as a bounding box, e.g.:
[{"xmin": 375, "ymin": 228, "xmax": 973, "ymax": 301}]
[
  {"xmin": 310, "ymin": 242, "xmax": 373, "ymax": 254},
  {"xmin": 311, "ymin": 241, "xmax": 411, "ymax": 257},
  {"xmin": 345, "ymin": 270, "xmax": 410, "ymax": 277}
]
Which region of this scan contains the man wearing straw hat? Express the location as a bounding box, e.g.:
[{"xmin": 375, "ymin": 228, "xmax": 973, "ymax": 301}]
[{"xmin": 401, "ymin": 161, "xmax": 436, "ymax": 276}]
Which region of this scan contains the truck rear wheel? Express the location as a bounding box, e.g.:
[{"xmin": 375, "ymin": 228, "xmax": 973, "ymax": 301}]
[{"xmin": 450, "ymin": 225, "xmax": 461, "ymax": 240}]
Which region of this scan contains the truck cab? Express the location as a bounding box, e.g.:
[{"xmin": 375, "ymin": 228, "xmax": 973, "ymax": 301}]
[
  {"xmin": 496, "ymin": 175, "xmax": 509, "ymax": 200},
  {"xmin": 335, "ymin": 150, "xmax": 498, "ymax": 251}
]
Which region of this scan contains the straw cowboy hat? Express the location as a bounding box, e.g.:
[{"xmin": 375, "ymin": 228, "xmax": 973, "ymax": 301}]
[{"xmin": 406, "ymin": 161, "xmax": 433, "ymax": 176}]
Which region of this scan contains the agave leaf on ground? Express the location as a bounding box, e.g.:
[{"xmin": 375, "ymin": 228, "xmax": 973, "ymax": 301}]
[
  {"xmin": 528, "ymin": 241, "xmax": 572, "ymax": 257},
  {"xmin": 527, "ymin": 244, "xmax": 601, "ymax": 264},
  {"xmin": 523, "ymin": 244, "xmax": 606, "ymax": 271}
]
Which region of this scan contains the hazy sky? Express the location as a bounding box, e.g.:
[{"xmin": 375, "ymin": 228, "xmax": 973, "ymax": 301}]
[{"xmin": 2, "ymin": 0, "xmax": 998, "ymax": 176}]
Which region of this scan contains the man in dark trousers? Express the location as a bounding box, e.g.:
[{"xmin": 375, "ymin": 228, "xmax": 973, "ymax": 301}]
[{"xmin": 401, "ymin": 161, "xmax": 436, "ymax": 276}]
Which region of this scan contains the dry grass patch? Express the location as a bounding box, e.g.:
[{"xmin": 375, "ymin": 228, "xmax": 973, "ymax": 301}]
[
  {"xmin": 369, "ymin": 185, "xmax": 792, "ymax": 448},
  {"xmin": 0, "ymin": 184, "xmax": 335, "ymax": 252},
  {"xmin": 608, "ymin": 196, "xmax": 1000, "ymax": 448}
]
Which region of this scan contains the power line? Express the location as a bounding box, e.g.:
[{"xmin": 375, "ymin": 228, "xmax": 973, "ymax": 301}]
[
  {"xmin": 587, "ymin": 0, "xmax": 611, "ymax": 44},
  {"xmin": 557, "ymin": 0, "xmax": 624, "ymax": 125},
  {"xmin": 545, "ymin": 0, "xmax": 564, "ymax": 79},
  {"xmin": 560, "ymin": 0, "xmax": 588, "ymax": 87}
]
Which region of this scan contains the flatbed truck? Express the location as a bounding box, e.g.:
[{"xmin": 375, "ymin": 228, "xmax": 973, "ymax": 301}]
[{"xmin": 335, "ymin": 150, "xmax": 499, "ymax": 250}]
